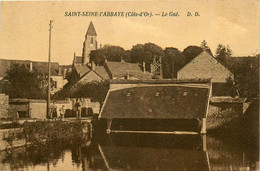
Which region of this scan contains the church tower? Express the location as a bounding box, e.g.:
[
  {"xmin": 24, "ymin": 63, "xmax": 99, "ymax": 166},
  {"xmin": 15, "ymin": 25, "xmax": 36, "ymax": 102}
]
[{"xmin": 82, "ymin": 21, "xmax": 97, "ymax": 65}]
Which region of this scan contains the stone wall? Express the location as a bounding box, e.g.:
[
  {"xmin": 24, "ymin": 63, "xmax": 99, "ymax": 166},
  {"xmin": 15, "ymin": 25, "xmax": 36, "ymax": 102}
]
[{"xmin": 0, "ymin": 94, "xmax": 9, "ymax": 118}]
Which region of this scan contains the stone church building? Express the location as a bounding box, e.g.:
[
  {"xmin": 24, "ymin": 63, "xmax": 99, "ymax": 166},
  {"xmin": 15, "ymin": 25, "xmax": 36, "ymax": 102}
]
[{"xmin": 70, "ymin": 21, "xmax": 152, "ymax": 84}]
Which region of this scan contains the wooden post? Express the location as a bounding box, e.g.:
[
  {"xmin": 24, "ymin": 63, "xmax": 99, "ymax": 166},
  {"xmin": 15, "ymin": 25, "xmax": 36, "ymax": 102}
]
[
  {"xmin": 202, "ymin": 134, "xmax": 207, "ymax": 151},
  {"xmin": 200, "ymin": 118, "xmax": 207, "ymax": 134},
  {"xmin": 106, "ymin": 119, "xmax": 112, "ymax": 134},
  {"xmin": 47, "ymin": 20, "xmax": 53, "ymax": 119}
]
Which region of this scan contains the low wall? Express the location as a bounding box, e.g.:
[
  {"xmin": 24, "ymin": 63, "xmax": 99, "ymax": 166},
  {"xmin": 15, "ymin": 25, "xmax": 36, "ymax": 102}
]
[
  {"xmin": 208, "ymin": 102, "xmax": 243, "ymax": 117},
  {"xmin": 207, "ymin": 97, "xmax": 247, "ymax": 130},
  {"xmin": 0, "ymin": 94, "xmax": 9, "ymax": 118}
]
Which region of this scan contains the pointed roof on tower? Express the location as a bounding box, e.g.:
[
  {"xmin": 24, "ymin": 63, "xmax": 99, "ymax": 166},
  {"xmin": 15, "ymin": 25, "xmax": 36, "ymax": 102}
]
[{"xmin": 86, "ymin": 21, "xmax": 97, "ymax": 36}]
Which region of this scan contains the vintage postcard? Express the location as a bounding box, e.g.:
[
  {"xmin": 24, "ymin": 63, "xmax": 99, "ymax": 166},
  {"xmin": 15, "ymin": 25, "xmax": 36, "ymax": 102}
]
[{"xmin": 0, "ymin": 0, "xmax": 259, "ymax": 170}]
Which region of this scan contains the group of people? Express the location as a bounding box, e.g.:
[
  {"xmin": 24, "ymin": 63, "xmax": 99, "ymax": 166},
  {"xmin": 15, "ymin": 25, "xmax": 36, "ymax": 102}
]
[
  {"xmin": 48, "ymin": 99, "xmax": 82, "ymax": 120},
  {"xmin": 49, "ymin": 101, "xmax": 66, "ymax": 120}
]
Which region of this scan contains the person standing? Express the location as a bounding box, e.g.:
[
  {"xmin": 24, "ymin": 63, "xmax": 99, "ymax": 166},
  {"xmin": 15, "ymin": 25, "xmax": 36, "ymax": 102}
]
[
  {"xmin": 75, "ymin": 99, "xmax": 82, "ymax": 120},
  {"xmin": 52, "ymin": 101, "xmax": 58, "ymax": 120},
  {"xmin": 59, "ymin": 105, "xmax": 65, "ymax": 121}
]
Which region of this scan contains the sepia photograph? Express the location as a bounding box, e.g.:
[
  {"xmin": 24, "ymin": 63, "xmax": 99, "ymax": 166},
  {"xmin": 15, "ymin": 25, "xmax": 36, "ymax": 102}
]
[{"xmin": 0, "ymin": 0, "xmax": 259, "ymax": 170}]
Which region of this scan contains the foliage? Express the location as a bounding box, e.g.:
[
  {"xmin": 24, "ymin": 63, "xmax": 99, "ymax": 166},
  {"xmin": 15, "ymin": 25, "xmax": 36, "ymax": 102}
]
[
  {"xmin": 53, "ymin": 80, "xmax": 109, "ymax": 104},
  {"xmin": 200, "ymin": 40, "xmax": 213, "ymax": 56},
  {"xmin": 163, "ymin": 47, "xmax": 186, "ymax": 78},
  {"xmin": 232, "ymin": 59, "xmax": 259, "ymax": 97},
  {"xmin": 3, "ymin": 121, "xmax": 91, "ymax": 147},
  {"xmin": 129, "ymin": 43, "xmax": 164, "ymax": 72},
  {"xmin": 0, "ymin": 62, "xmax": 46, "ymax": 99},
  {"xmin": 182, "ymin": 45, "xmax": 203, "ymax": 63},
  {"xmin": 215, "ymin": 44, "xmax": 232, "ymax": 63},
  {"xmin": 3, "ymin": 129, "xmax": 23, "ymax": 147},
  {"xmin": 220, "ymin": 55, "xmax": 259, "ymax": 97},
  {"xmin": 90, "ymin": 45, "xmax": 126, "ymax": 65}
]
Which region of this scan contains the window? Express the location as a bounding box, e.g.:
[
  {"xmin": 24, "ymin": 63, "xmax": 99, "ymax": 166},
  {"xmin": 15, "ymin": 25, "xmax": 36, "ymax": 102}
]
[
  {"xmin": 53, "ymin": 81, "xmax": 57, "ymax": 88},
  {"xmin": 91, "ymin": 37, "xmax": 94, "ymax": 44},
  {"xmin": 127, "ymin": 93, "xmax": 131, "ymax": 97},
  {"xmin": 155, "ymin": 92, "xmax": 159, "ymax": 96}
]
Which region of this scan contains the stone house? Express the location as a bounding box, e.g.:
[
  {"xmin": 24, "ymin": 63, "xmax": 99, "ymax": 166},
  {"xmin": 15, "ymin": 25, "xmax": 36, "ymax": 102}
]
[
  {"xmin": 0, "ymin": 59, "xmax": 69, "ymax": 94},
  {"xmin": 177, "ymin": 51, "xmax": 234, "ymax": 83},
  {"xmin": 177, "ymin": 51, "xmax": 234, "ymax": 96}
]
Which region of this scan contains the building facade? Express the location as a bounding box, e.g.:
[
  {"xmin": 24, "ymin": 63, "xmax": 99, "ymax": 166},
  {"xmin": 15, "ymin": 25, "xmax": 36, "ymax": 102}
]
[
  {"xmin": 0, "ymin": 59, "xmax": 69, "ymax": 94},
  {"xmin": 177, "ymin": 51, "xmax": 234, "ymax": 83}
]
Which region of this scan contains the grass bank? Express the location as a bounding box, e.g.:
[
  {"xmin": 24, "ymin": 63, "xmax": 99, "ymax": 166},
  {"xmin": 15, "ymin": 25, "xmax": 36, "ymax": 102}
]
[{"xmin": 2, "ymin": 121, "xmax": 91, "ymax": 149}]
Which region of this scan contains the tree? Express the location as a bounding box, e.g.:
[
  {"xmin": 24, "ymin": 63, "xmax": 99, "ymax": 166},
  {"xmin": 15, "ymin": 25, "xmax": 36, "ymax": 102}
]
[
  {"xmin": 200, "ymin": 40, "xmax": 213, "ymax": 56},
  {"xmin": 1, "ymin": 62, "xmax": 46, "ymax": 99},
  {"xmin": 163, "ymin": 47, "xmax": 186, "ymax": 78},
  {"xmin": 129, "ymin": 43, "xmax": 164, "ymax": 72},
  {"xmin": 215, "ymin": 44, "xmax": 232, "ymax": 63},
  {"xmin": 90, "ymin": 45, "xmax": 126, "ymax": 65},
  {"xmin": 231, "ymin": 57, "xmax": 259, "ymax": 97},
  {"xmin": 182, "ymin": 46, "xmax": 203, "ymax": 64},
  {"xmin": 89, "ymin": 48, "xmax": 106, "ymax": 65}
]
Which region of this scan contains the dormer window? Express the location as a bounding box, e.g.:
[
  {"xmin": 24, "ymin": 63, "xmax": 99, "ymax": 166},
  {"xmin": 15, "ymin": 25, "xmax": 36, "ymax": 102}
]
[{"xmin": 155, "ymin": 92, "xmax": 159, "ymax": 96}]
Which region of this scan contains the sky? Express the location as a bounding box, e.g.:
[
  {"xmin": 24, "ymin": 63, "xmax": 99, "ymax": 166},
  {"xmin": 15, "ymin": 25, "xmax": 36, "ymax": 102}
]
[{"xmin": 0, "ymin": 0, "xmax": 259, "ymax": 65}]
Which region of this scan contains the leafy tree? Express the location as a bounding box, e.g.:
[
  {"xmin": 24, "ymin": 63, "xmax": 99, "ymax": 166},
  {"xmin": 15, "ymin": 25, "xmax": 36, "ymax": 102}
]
[
  {"xmin": 215, "ymin": 44, "xmax": 232, "ymax": 63},
  {"xmin": 200, "ymin": 40, "xmax": 213, "ymax": 56},
  {"xmin": 90, "ymin": 45, "xmax": 125, "ymax": 65},
  {"xmin": 182, "ymin": 46, "xmax": 203, "ymax": 64},
  {"xmin": 1, "ymin": 62, "xmax": 46, "ymax": 99},
  {"xmin": 89, "ymin": 48, "xmax": 106, "ymax": 66},
  {"xmin": 231, "ymin": 57, "xmax": 259, "ymax": 97},
  {"xmin": 129, "ymin": 43, "xmax": 164, "ymax": 72},
  {"xmin": 163, "ymin": 47, "xmax": 186, "ymax": 78}
]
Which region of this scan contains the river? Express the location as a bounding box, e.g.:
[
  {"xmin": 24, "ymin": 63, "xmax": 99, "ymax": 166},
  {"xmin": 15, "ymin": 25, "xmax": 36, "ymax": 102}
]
[{"xmin": 0, "ymin": 131, "xmax": 258, "ymax": 171}]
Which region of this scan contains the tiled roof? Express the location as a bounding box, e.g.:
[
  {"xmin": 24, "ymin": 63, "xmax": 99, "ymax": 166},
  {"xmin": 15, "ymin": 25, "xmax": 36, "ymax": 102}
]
[
  {"xmin": 32, "ymin": 61, "xmax": 59, "ymax": 75},
  {"xmin": 105, "ymin": 61, "xmax": 152, "ymax": 80},
  {"xmin": 100, "ymin": 84, "xmax": 210, "ymax": 119},
  {"xmin": 74, "ymin": 65, "xmax": 91, "ymax": 77},
  {"xmin": 0, "ymin": 59, "xmax": 60, "ymax": 77},
  {"xmin": 93, "ymin": 66, "xmax": 110, "ymax": 80},
  {"xmin": 86, "ymin": 21, "xmax": 97, "ymax": 36},
  {"xmin": 74, "ymin": 56, "xmax": 82, "ymax": 63}
]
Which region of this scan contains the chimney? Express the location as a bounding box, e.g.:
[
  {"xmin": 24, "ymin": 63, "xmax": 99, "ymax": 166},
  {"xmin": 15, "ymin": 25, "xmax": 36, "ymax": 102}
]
[
  {"xmin": 127, "ymin": 72, "xmax": 130, "ymax": 79},
  {"xmin": 58, "ymin": 67, "xmax": 62, "ymax": 75},
  {"xmin": 91, "ymin": 61, "xmax": 96, "ymax": 70},
  {"xmin": 29, "ymin": 62, "xmax": 33, "ymax": 72},
  {"xmin": 143, "ymin": 61, "xmax": 146, "ymax": 73},
  {"xmin": 150, "ymin": 64, "xmax": 154, "ymax": 73},
  {"xmin": 73, "ymin": 52, "xmax": 76, "ymax": 64},
  {"xmin": 100, "ymin": 43, "xmax": 102, "ymax": 48},
  {"xmin": 63, "ymin": 68, "xmax": 67, "ymax": 79}
]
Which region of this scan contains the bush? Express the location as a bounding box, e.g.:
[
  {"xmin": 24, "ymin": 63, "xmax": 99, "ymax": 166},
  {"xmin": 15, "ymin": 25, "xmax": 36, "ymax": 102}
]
[{"xmin": 2, "ymin": 121, "xmax": 91, "ymax": 146}]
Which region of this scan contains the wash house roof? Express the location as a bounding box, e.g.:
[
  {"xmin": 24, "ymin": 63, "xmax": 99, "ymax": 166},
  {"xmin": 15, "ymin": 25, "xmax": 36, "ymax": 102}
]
[{"xmin": 100, "ymin": 82, "xmax": 210, "ymax": 119}]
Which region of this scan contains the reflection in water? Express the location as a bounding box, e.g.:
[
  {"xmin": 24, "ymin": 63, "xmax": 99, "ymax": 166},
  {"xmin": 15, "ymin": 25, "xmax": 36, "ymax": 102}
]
[
  {"xmin": 98, "ymin": 134, "xmax": 210, "ymax": 170},
  {"xmin": 0, "ymin": 132, "xmax": 258, "ymax": 171}
]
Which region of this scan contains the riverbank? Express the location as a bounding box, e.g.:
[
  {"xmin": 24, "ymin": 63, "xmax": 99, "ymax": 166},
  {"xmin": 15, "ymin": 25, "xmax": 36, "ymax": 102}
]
[{"xmin": 0, "ymin": 120, "xmax": 92, "ymax": 151}]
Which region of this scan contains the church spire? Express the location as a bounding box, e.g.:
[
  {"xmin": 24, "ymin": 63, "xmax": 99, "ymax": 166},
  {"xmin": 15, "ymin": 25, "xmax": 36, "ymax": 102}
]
[
  {"xmin": 82, "ymin": 21, "xmax": 98, "ymax": 65},
  {"xmin": 86, "ymin": 21, "xmax": 97, "ymax": 36}
]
